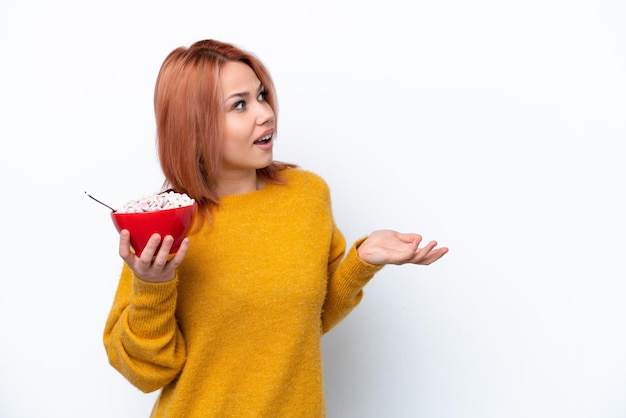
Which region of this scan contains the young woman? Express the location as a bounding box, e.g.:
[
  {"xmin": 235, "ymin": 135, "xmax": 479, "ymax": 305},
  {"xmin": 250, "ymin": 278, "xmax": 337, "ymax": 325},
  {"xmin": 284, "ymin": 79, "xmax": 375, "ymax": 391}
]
[{"xmin": 104, "ymin": 39, "xmax": 448, "ymax": 417}]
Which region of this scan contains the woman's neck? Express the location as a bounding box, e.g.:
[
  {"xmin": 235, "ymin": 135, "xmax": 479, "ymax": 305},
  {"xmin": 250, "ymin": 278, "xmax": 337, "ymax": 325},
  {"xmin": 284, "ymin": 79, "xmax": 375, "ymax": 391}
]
[{"xmin": 215, "ymin": 170, "xmax": 263, "ymax": 197}]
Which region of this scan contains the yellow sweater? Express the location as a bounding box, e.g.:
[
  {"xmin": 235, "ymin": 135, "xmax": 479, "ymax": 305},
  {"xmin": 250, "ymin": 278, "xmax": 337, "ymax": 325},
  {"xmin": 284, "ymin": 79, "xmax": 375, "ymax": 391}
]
[{"xmin": 104, "ymin": 168, "xmax": 383, "ymax": 417}]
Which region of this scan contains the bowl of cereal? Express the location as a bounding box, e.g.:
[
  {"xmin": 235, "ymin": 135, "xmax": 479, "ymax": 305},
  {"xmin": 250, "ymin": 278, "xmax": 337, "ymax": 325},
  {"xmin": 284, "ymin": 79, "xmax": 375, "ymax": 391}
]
[{"xmin": 111, "ymin": 191, "xmax": 196, "ymax": 256}]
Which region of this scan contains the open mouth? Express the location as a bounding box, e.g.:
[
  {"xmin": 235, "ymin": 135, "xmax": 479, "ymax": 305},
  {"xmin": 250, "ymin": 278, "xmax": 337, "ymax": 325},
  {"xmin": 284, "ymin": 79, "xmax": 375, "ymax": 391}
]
[{"xmin": 254, "ymin": 134, "xmax": 272, "ymax": 145}]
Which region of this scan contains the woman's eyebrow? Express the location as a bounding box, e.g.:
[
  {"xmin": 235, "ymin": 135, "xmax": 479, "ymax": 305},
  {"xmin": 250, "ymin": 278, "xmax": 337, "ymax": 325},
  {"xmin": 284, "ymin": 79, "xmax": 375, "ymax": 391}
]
[
  {"xmin": 224, "ymin": 91, "xmax": 250, "ymax": 102},
  {"xmin": 224, "ymin": 84, "xmax": 264, "ymax": 103}
]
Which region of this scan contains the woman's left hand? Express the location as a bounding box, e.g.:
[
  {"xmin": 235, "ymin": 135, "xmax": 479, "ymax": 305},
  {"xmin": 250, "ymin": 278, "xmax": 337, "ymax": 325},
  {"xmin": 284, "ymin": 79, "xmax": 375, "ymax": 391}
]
[{"xmin": 357, "ymin": 229, "xmax": 448, "ymax": 266}]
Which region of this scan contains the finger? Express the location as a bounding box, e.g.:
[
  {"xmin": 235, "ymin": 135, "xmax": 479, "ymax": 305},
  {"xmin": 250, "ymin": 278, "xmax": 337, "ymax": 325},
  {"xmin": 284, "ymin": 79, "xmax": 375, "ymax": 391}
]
[
  {"xmin": 413, "ymin": 246, "xmax": 449, "ymax": 265},
  {"xmin": 138, "ymin": 233, "xmax": 162, "ymax": 264},
  {"xmin": 152, "ymin": 235, "xmax": 175, "ymax": 269},
  {"xmin": 409, "ymin": 240, "xmax": 437, "ymax": 261},
  {"xmin": 118, "ymin": 230, "xmax": 134, "ymax": 261},
  {"xmin": 424, "ymin": 247, "xmax": 449, "ymax": 264},
  {"xmin": 419, "ymin": 240, "xmax": 439, "ymax": 254},
  {"xmin": 406, "ymin": 239, "xmax": 436, "ymax": 260},
  {"xmin": 167, "ymin": 237, "xmax": 190, "ymax": 269}
]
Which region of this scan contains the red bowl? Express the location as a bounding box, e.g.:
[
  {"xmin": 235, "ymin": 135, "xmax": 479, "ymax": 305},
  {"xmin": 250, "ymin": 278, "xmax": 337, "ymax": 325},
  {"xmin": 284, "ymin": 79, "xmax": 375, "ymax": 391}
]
[{"xmin": 111, "ymin": 203, "xmax": 196, "ymax": 256}]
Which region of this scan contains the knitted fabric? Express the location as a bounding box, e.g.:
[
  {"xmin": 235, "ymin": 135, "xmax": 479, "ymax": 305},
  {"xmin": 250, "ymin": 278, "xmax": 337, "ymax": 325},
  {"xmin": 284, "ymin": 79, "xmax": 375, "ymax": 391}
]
[{"xmin": 104, "ymin": 168, "xmax": 383, "ymax": 417}]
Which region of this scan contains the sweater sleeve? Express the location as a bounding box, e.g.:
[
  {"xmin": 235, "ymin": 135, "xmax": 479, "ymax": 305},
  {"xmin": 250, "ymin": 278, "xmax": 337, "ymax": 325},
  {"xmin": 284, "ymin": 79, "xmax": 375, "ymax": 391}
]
[
  {"xmin": 103, "ymin": 263, "xmax": 187, "ymax": 393},
  {"xmin": 321, "ymin": 227, "xmax": 384, "ymax": 333}
]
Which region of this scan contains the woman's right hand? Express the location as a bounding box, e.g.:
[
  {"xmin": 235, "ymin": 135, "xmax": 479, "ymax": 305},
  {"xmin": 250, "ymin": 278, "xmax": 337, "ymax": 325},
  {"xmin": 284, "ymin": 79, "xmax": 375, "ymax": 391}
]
[{"xmin": 119, "ymin": 229, "xmax": 190, "ymax": 283}]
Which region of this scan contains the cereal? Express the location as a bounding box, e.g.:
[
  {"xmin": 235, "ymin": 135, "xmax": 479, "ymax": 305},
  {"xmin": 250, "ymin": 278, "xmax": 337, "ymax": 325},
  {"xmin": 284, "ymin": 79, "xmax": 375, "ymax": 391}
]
[{"xmin": 116, "ymin": 191, "xmax": 195, "ymax": 213}]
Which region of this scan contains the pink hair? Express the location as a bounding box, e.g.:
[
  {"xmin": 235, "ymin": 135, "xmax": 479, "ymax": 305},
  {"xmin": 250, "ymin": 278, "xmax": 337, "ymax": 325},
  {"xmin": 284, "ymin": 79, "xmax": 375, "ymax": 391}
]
[{"xmin": 154, "ymin": 39, "xmax": 295, "ymax": 228}]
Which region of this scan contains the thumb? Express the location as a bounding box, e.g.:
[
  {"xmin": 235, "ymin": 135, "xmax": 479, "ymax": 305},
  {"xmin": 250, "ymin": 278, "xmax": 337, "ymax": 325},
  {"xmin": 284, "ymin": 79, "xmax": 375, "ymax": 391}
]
[{"xmin": 395, "ymin": 232, "xmax": 423, "ymax": 245}]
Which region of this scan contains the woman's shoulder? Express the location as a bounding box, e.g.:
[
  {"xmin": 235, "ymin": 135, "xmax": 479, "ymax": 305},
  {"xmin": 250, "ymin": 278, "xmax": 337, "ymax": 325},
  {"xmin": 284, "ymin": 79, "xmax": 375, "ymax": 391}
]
[{"xmin": 280, "ymin": 167, "xmax": 329, "ymax": 191}]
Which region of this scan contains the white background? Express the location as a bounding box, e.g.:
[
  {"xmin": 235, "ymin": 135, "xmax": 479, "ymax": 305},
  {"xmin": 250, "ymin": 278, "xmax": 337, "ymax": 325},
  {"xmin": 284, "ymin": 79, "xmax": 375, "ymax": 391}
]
[{"xmin": 1, "ymin": 0, "xmax": 625, "ymax": 417}]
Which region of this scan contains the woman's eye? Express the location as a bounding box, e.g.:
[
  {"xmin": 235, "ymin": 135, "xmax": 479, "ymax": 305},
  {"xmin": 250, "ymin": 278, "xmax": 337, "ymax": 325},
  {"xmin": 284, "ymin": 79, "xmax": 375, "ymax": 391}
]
[
  {"xmin": 258, "ymin": 90, "xmax": 268, "ymax": 101},
  {"xmin": 233, "ymin": 100, "xmax": 245, "ymax": 110}
]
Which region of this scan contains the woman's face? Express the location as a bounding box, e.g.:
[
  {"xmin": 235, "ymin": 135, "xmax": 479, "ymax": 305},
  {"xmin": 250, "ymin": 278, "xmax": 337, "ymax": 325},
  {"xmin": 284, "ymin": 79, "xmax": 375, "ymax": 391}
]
[{"xmin": 219, "ymin": 61, "xmax": 275, "ymax": 176}]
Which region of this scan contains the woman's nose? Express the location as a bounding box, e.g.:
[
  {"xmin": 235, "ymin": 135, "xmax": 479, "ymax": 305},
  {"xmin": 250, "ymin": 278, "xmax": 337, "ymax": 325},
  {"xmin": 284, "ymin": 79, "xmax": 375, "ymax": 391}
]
[{"xmin": 256, "ymin": 102, "xmax": 274, "ymax": 125}]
